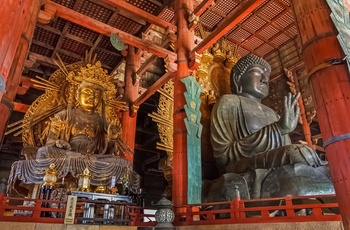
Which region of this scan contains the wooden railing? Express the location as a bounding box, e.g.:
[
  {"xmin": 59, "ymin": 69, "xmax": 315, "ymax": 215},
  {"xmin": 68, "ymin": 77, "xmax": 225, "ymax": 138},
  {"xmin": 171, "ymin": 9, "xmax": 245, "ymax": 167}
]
[
  {"xmin": 174, "ymin": 195, "xmax": 341, "ymax": 225},
  {"xmin": 0, "ymin": 193, "xmax": 71, "ymax": 223},
  {"xmin": 127, "ymin": 205, "xmax": 157, "ymax": 226},
  {"xmin": 0, "ymin": 193, "xmax": 341, "ymax": 226}
]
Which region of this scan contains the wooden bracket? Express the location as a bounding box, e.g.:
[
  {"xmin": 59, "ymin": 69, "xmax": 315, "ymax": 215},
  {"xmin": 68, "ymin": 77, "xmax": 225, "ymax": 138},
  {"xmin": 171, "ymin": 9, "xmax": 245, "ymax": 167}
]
[
  {"xmin": 38, "ymin": 2, "xmax": 57, "ymax": 24},
  {"xmin": 188, "ymin": 13, "xmax": 200, "ymax": 31},
  {"xmin": 164, "ymin": 55, "xmax": 178, "ymax": 73},
  {"xmin": 130, "ymin": 104, "xmax": 139, "ymax": 118},
  {"xmin": 165, "ymin": 27, "xmax": 177, "ymax": 44},
  {"xmin": 188, "ymin": 51, "xmax": 201, "ymax": 71}
]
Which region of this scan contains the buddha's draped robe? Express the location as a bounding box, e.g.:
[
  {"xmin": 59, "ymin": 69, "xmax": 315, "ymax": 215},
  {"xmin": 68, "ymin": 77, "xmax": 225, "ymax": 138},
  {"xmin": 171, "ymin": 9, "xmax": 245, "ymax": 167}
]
[
  {"xmin": 37, "ymin": 107, "xmax": 109, "ymax": 158},
  {"xmin": 211, "ymin": 94, "xmax": 323, "ymax": 175},
  {"xmin": 7, "ymin": 107, "xmax": 140, "ymax": 196}
]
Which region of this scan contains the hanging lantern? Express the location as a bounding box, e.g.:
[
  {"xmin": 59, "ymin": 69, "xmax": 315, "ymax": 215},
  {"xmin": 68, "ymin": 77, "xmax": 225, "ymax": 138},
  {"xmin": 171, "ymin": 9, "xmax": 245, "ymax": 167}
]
[{"xmin": 77, "ymin": 167, "xmax": 92, "ymax": 192}]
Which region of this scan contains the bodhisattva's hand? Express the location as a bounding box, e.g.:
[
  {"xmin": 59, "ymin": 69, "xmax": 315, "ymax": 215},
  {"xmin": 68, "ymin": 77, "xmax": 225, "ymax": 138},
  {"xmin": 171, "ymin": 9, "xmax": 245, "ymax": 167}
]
[
  {"xmin": 277, "ymin": 92, "xmax": 300, "ymax": 135},
  {"xmin": 55, "ymin": 139, "xmax": 71, "ymax": 150},
  {"xmin": 107, "ymin": 121, "xmax": 121, "ymax": 140}
]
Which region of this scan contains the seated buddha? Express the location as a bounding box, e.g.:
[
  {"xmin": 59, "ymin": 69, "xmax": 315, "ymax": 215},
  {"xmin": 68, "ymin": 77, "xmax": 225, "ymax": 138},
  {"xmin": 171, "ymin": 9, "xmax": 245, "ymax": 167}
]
[{"xmin": 204, "ymin": 54, "xmax": 333, "ymax": 201}]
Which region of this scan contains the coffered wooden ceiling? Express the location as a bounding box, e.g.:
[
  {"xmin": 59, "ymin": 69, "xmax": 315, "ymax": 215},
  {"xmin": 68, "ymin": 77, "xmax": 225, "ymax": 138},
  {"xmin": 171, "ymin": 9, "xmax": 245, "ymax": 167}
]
[
  {"xmin": 2, "ymin": 0, "xmax": 322, "ymax": 164},
  {"xmin": 26, "ymin": 0, "xmax": 300, "ymax": 80}
]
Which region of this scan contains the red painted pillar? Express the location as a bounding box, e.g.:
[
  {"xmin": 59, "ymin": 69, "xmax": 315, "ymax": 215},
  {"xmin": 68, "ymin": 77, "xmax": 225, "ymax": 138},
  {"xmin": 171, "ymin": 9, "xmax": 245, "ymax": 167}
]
[
  {"xmin": 121, "ymin": 45, "xmax": 140, "ymax": 162},
  {"xmin": 172, "ymin": 0, "xmax": 194, "ymax": 206},
  {"xmin": 292, "ymin": 0, "xmax": 350, "ymax": 228},
  {"xmin": 0, "ymin": 0, "xmax": 41, "ymax": 139}
]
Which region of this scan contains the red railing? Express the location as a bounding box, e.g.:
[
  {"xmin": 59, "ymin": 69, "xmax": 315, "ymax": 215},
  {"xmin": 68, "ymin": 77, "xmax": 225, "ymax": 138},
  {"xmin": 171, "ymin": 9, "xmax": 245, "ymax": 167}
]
[
  {"xmin": 0, "ymin": 193, "xmax": 341, "ymax": 226},
  {"xmin": 127, "ymin": 205, "xmax": 157, "ymax": 226},
  {"xmin": 174, "ymin": 195, "xmax": 341, "ymax": 225},
  {"xmin": 0, "ymin": 193, "xmax": 76, "ymax": 223}
]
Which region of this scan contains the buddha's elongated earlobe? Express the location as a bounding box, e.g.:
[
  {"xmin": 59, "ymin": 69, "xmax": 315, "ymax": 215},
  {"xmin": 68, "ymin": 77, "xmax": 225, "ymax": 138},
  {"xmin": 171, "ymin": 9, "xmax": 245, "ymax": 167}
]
[
  {"xmin": 237, "ymin": 85, "xmax": 242, "ymax": 94},
  {"xmin": 232, "ymin": 72, "xmax": 242, "ymax": 94}
]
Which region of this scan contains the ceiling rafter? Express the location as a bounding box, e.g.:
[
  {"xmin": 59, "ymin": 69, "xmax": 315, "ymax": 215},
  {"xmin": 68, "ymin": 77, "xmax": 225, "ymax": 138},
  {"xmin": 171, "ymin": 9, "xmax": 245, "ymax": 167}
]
[
  {"xmin": 36, "ymin": 23, "xmax": 61, "ymax": 35},
  {"xmin": 132, "ymin": 4, "xmax": 175, "ymax": 75},
  {"xmin": 134, "ymin": 71, "xmax": 174, "ymax": 107},
  {"xmin": 51, "ymin": 0, "xmax": 83, "ymax": 59},
  {"xmin": 112, "ymin": 3, "xmax": 173, "ymax": 75},
  {"xmin": 99, "ymin": 0, "xmax": 177, "ymax": 32},
  {"xmin": 31, "ymin": 40, "xmax": 55, "ymax": 50},
  {"xmin": 137, "ymin": 38, "xmax": 171, "ymax": 76},
  {"xmin": 257, "ymin": 8, "xmax": 295, "ymax": 39},
  {"xmin": 193, "ymin": 0, "xmax": 216, "ymax": 16},
  {"xmin": 44, "ymin": 0, "xmax": 176, "ymax": 60},
  {"xmin": 91, "ymin": 11, "xmax": 120, "ymax": 52},
  {"xmin": 193, "ymin": 0, "xmax": 266, "ymax": 54},
  {"xmin": 64, "ymin": 33, "xmax": 94, "ymax": 46},
  {"xmin": 233, "ymin": 3, "xmax": 294, "ymax": 51}
]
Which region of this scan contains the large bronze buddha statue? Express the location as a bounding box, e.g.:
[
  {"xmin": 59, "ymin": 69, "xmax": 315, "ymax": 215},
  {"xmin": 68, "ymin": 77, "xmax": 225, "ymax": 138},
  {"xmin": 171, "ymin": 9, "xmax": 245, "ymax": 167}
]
[{"xmin": 203, "ymin": 54, "xmax": 333, "ymax": 201}]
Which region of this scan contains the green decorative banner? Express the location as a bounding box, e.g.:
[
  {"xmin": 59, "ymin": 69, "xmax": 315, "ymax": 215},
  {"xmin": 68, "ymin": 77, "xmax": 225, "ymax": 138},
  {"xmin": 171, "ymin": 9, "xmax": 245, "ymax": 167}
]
[
  {"xmin": 181, "ymin": 75, "xmax": 203, "ymax": 204},
  {"xmin": 326, "ymin": 0, "xmax": 350, "ymax": 70}
]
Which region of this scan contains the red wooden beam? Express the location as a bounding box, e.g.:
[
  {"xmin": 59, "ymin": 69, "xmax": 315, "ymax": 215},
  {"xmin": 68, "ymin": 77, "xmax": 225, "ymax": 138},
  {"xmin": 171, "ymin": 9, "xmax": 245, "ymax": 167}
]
[
  {"xmin": 100, "ymin": 0, "xmax": 177, "ymax": 32},
  {"xmin": 192, "ymin": 0, "xmax": 266, "ymax": 54},
  {"xmin": 193, "ymin": 0, "xmax": 215, "ymax": 16},
  {"xmin": 13, "ymin": 102, "xmax": 30, "ymax": 113},
  {"xmin": 45, "ymin": 0, "xmax": 176, "ymax": 60},
  {"xmin": 137, "ymin": 55, "xmax": 158, "ymax": 76},
  {"xmin": 133, "ymin": 71, "xmax": 174, "ymax": 106}
]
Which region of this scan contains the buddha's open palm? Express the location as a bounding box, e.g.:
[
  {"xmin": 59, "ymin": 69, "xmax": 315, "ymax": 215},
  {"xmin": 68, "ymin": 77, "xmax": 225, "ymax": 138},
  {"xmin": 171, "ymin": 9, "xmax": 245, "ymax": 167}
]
[
  {"xmin": 107, "ymin": 121, "xmax": 121, "ymax": 140},
  {"xmin": 277, "ymin": 92, "xmax": 300, "ymax": 135}
]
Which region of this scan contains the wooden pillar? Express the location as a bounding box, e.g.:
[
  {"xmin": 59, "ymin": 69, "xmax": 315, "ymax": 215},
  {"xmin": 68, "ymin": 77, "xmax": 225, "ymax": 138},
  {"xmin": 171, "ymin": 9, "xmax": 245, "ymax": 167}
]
[
  {"xmin": 0, "ymin": 0, "xmax": 41, "ymax": 140},
  {"xmin": 292, "ymin": 0, "xmax": 350, "ymax": 228},
  {"xmin": 121, "ymin": 45, "xmax": 140, "ymax": 162},
  {"xmin": 173, "ymin": 0, "xmax": 194, "ymax": 206}
]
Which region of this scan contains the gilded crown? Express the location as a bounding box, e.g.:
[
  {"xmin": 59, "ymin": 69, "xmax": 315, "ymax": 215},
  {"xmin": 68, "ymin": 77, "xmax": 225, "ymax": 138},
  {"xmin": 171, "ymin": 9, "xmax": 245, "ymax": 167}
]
[{"xmin": 67, "ymin": 61, "xmax": 116, "ymax": 97}]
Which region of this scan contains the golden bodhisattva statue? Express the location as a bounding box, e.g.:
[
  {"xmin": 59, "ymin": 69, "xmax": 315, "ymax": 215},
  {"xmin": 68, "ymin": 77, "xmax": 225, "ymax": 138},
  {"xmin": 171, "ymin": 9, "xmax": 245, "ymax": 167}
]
[
  {"xmin": 37, "ymin": 75, "xmax": 122, "ymax": 159},
  {"xmin": 7, "ymin": 58, "xmax": 139, "ymax": 196}
]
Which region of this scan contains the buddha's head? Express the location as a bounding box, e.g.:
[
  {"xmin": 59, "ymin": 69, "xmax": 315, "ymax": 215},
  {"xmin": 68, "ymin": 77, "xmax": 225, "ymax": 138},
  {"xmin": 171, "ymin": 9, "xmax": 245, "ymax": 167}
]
[
  {"xmin": 230, "ymin": 54, "xmax": 271, "ymax": 101},
  {"xmin": 76, "ymin": 82, "xmax": 104, "ymax": 113}
]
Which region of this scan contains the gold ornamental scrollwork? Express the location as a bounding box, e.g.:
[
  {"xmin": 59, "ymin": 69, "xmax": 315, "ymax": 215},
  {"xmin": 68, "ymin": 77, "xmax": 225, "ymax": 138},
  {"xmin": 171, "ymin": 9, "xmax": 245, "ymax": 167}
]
[{"xmin": 149, "ymin": 80, "xmax": 174, "ymax": 184}]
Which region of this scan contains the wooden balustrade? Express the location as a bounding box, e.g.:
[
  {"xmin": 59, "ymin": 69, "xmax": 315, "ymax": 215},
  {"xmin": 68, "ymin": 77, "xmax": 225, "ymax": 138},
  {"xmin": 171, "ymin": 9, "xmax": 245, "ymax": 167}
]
[
  {"xmin": 0, "ymin": 193, "xmax": 341, "ymax": 226},
  {"xmin": 0, "ymin": 193, "xmax": 70, "ymax": 223},
  {"xmin": 127, "ymin": 205, "xmax": 157, "ymax": 226},
  {"xmin": 174, "ymin": 195, "xmax": 341, "ymax": 225}
]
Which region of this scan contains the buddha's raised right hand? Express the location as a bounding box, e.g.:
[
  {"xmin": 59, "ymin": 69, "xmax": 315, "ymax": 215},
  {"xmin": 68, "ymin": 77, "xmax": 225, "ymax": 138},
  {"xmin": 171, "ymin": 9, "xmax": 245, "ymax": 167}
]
[
  {"xmin": 55, "ymin": 139, "xmax": 71, "ymax": 150},
  {"xmin": 277, "ymin": 92, "xmax": 300, "ymax": 135}
]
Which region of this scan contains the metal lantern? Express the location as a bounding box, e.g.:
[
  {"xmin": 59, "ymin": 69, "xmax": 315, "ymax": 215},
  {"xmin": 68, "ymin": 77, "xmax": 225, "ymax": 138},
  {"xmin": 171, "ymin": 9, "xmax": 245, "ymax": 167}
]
[
  {"xmin": 153, "ymin": 194, "xmax": 174, "ymax": 228},
  {"xmin": 77, "ymin": 167, "xmax": 92, "ymax": 192}
]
